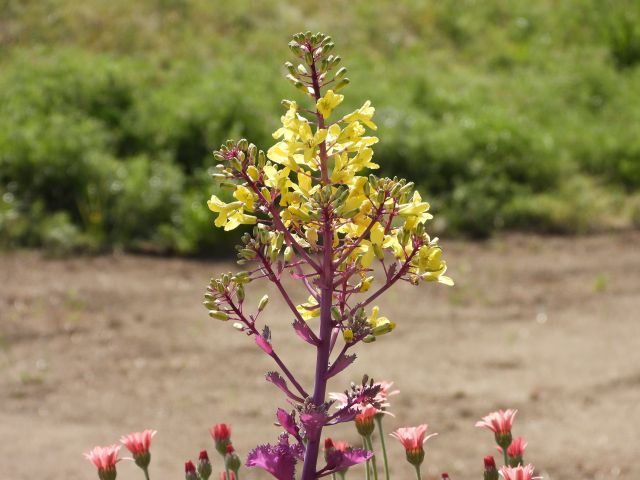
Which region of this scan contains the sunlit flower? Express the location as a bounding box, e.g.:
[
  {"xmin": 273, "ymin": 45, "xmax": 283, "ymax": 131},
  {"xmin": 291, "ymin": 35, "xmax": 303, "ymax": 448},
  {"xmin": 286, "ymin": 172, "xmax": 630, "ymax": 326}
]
[
  {"xmin": 354, "ymin": 406, "xmax": 377, "ymax": 436},
  {"xmin": 476, "ymin": 409, "xmax": 517, "ymax": 435},
  {"xmin": 317, "ymin": 89, "xmax": 344, "ymax": 119},
  {"xmin": 120, "ymin": 429, "xmax": 157, "ymax": 457},
  {"xmin": 499, "ymin": 464, "xmax": 539, "ymax": 480},
  {"xmin": 84, "ymin": 445, "xmax": 120, "ymax": 480},
  {"xmin": 390, "ymin": 424, "xmax": 437, "ymax": 467}
]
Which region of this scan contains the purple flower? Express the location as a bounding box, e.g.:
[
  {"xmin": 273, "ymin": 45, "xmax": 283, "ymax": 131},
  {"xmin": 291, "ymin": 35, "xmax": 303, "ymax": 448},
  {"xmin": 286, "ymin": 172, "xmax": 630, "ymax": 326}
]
[
  {"xmin": 246, "ymin": 434, "xmax": 304, "ymax": 480},
  {"xmin": 318, "ymin": 448, "xmax": 372, "ymax": 477}
]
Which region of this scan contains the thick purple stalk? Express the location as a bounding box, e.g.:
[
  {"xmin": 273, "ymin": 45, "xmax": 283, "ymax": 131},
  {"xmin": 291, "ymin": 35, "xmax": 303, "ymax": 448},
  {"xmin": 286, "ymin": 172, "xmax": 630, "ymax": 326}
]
[{"xmin": 300, "ymin": 49, "xmax": 334, "ymax": 480}]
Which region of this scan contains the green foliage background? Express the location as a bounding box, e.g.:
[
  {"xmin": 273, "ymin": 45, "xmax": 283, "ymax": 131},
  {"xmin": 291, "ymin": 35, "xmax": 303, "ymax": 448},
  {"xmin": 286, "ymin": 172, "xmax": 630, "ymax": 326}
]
[{"xmin": 1, "ymin": 0, "xmax": 640, "ymax": 254}]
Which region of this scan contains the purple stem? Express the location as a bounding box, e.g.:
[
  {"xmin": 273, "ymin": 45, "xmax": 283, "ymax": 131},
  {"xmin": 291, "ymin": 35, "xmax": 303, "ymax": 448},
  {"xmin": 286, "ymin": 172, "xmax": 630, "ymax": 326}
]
[{"xmin": 300, "ymin": 47, "xmax": 334, "ymax": 480}]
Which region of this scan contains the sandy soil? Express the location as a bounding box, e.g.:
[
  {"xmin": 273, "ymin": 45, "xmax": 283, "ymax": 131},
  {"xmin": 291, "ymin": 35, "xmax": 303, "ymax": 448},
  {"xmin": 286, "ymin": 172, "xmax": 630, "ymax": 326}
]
[{"xmin": 1, "ymin": 232, "xmax": 639, "ymax": 480}]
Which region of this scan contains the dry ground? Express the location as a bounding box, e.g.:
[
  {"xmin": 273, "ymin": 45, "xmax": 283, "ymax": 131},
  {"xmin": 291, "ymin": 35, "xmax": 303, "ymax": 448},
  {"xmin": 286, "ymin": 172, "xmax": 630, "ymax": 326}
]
[{"xmin": 1, "ymin": 233, "xmax": 639, "ymax": 479}]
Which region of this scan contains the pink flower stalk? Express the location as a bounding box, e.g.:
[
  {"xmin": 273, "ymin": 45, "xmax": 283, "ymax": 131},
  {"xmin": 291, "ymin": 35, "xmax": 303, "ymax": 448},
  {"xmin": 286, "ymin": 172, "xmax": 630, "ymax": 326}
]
[
  {"xmin": 84, "ymin": 445, "xmax": 120, "ymax": 480},
  {"xmin": 120, "ymin": 429, "xmax": 157, "ymax": 457},
  {"xmin": 390, "ymin": 424, "xmax": 438, "ymax": 466},
  {"xmin": 475, "ymin": 409, "xmax": 517, "ymax": 435},
  {"xmin": 499, "ymin": 464, "xmax": 539, "ymax": 480}
]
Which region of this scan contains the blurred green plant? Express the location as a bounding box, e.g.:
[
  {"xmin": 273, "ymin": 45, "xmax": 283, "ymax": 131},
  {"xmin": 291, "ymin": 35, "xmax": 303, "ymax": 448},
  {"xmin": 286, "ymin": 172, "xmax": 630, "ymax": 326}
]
[{"xmin": 0, "ymin": 0, "xmax": 638, "ymax": 254}]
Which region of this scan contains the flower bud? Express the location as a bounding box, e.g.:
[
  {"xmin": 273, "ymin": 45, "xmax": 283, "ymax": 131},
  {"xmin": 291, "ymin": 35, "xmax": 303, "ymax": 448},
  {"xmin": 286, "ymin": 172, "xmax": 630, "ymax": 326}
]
[
  {"xmin": 258, "ymin": 294, "xmax": 269, "ymax": 311},
  {"xmin": 354, "ymin": 407, "xmax": 376, "ymax": 437},
  {"xmin": 198, "ymin": 450, "xmax": 212, "ymax": 480},
  {"xmin": 342, "ymin": 328, "xmax": 353, "ymax": 343},
  {"xmin": 209, "ymin": 310, "xmax": 229, "ymax": 321},
  {"xmin": 335, "ymin": 67, "xmax": 347, "ymax": 79},
  {"xmin": 210, "ymin": 424, "xmax": 231, "ymax": 456},
  {"xmin": 185, "ymin": 460, "xmax": 197, "ymax": 480},
  {"xmin": 284, "ymin": 246, "xmax": 294, "ymax": 262},
  {"xmin": 236, "ymin": 284, "xmax": 245, "ymax": 303},
  {"xmin": 363, "ymin": 334, "xmax": 376, "ymax": 343},
  {"xmin": 225, "ymin": 444, "xmax": 241, "ymax": 474},
  {"xmin": 484, "ymin": 455, "xmax": 499, "ymax": 480}
]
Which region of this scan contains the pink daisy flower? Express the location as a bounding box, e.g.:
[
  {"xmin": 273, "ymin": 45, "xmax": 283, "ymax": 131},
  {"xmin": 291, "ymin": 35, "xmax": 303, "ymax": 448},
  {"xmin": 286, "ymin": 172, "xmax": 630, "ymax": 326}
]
[
  {"xmin": 500, "ymin": 464, "xmax": 539, "ymax": 480},
  {"xmin": 120, "ymin": 429, "xmax": 157, "ymax": 457},
  {"xmin": 390, "ymin": 424, "xmax": 438, "ymax": 466},
  {"xmin": 84, "ymin": 444, "xmax": 120, "ymax": 478},
  {"xmin": 475, "ymin": 409, "xmax": 517, "ymax": 435}
]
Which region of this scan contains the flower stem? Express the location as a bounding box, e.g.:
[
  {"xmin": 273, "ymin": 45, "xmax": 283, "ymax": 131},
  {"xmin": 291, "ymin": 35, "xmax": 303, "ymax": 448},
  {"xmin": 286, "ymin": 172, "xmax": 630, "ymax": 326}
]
[
  {"xmin": 143, "ymin": 466, "xmax": 150, "ymax": 480},
  {"xmin": 414, "ymin": 464, "xmax": 422, "ymax": 480},
  {"xmin": 363, "ymin": 437, "xmax": 372, "ymax": 480},
  {"xmin": 365, "ymin": 436, "xmax": 379, "ymax": 480},
  {"xmin": 374, "ymin": 416, "xmax": 390, "ymax": 480},
  {"xmin": 503, "ymin": 449, "xmax": 509, "ymax": 468}
]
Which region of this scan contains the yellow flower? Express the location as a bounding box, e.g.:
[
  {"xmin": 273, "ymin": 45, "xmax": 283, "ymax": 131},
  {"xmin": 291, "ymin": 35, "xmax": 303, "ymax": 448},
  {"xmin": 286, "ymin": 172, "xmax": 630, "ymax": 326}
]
[
  {"xmin": 297, "ymin": 296, "xmax": 320, "ymax": 320},
  {"xmin": 398, "ymin": 191, "xmax": 433, "ymax": 227},
  {"xmin": 233, "ymin": 185, "xmax": 256, "ymax": 211},
  {"xmin": 207, "ymin": 195, "xmax": 257, "ymax": 231},
  {"xmin": 342, "ymin": 100, "xmax": 377, "ymax": 130},
  {"xmin": 316, "ymin": 90, "xmax": 344, "ymax": 119},
  {"xmin": 368, "ymin": 306, "xmax": 395, "ymax": 336},
  {"xmin": 415, "ymin": 245, "xmax": 454, "ymax": 286}
]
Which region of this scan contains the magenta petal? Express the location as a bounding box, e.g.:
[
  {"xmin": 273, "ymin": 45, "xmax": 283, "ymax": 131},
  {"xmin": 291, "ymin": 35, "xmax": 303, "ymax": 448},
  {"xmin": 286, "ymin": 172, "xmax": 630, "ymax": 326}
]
[
  {"xmin": 265, "ymin": 372, "xmax": 304, "ymax": 403},
  {"xmin": 325, "ymin": 354, "xmax": 356, "ymax": 379},
  {"xmin": 276, "ymin": 409, "xmax": 300, "ymax": 439},
  {"xmin": 292, "ymin": 319, "xmax": 319, "ymax": 346},
  {"xmin": 299, "ymin": 411, "xmax": 327, "ymax": 439},
  {"xmin": 319, "ymin": 448, "xmax": 373, "ymax": 476}
]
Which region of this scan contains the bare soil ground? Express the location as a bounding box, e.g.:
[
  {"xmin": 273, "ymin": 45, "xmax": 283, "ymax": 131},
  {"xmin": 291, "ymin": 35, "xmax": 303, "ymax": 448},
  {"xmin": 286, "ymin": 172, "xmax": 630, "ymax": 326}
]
[{"xmin": 1, "ymin": 233, "xmax": 639, "ymax": 480}]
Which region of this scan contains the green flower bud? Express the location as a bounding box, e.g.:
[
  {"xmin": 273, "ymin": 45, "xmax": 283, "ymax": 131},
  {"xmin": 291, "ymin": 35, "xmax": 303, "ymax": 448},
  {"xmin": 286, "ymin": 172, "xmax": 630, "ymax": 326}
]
[
  {"xmin": 209, "ymin": 311, "xmax": 229, "ymax": 321},
  {"xmin": 258, "ymin": 294, "xmax": 269, "ymax": 311}
]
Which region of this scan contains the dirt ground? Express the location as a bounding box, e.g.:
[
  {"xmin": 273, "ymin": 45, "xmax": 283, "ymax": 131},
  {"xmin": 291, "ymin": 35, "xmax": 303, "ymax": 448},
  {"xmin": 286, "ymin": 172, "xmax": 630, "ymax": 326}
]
[{"xmin": 1, "ymin": 232, "xmax": 639, "ymax": 480}]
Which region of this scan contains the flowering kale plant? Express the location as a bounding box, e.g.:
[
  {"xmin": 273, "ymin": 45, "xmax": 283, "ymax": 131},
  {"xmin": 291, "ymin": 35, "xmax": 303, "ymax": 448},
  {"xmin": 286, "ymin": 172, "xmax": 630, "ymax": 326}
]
[{"xmin": 85, "ymin": 32, "xmax": 542, "ymax": 480}]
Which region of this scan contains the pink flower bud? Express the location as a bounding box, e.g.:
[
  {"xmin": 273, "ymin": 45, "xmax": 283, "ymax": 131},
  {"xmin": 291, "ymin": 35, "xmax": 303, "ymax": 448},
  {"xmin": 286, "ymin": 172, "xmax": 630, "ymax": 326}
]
[
  {"xmin": 354, "ymin": 406, "xmax": 377, "ymax": 437},
  {"xmin": 484, "ymin": 455, "xmax": 499, "ymax": 480},
  {"xmin": 185, "ymin": 460, "xmax": 197, "ymax": 480},
  {"xmin": 209, "ymin": 424, "xmax": 232, "ymax": 456}
]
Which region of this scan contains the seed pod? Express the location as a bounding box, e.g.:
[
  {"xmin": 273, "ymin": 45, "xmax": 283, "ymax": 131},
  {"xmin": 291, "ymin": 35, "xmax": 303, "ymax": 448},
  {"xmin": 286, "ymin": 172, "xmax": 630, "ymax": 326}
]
[{"xmin": 362, "ymin": 334, "xmax": 376, "ymax": 343}]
